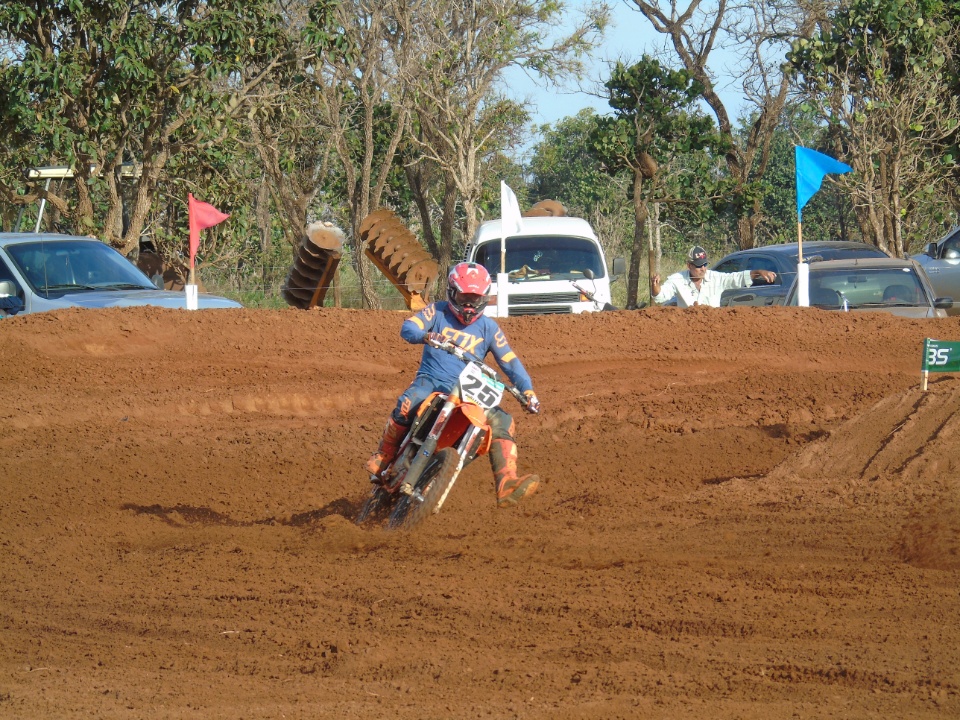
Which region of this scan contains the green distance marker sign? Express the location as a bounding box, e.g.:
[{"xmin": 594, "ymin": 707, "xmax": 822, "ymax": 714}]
[{"xmin": 922, "ymin": 338, "xmax": 960, "ymax": 373}]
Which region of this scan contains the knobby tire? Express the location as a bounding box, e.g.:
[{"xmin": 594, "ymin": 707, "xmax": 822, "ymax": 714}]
[
  {"xmin": 387, "ymin": 447, "xmax": 460, "ymax": 531},
  {"xmin": 356, "ymin": 485, "xmax": 395, "ymax": 525}
]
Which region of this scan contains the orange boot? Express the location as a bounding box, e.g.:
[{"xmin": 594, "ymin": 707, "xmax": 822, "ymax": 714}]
[
  {"xmin": 365, "ymin": 417, "xmax": 408, "ymax": 477},
  {"xmin": 490, "ymin": 438, "xmax": 540, "ymax": 508}
]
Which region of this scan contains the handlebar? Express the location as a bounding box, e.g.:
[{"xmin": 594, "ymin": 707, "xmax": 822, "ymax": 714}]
[{"xmin": 426, "ymin": 337, "xmax": 531, "ymax": 408}]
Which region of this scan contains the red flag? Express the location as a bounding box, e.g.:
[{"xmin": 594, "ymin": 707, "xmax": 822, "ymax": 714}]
[{"xmin": 188, "ymin": 193, "xmax": 230, "ymax": 269}]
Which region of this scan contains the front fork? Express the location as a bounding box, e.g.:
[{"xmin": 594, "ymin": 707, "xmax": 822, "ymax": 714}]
[{"xmin": 399, "ymin": 389, "xmax": 461, "ymax": 496}]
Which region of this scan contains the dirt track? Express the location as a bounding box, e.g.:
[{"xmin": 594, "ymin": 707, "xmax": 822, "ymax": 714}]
[{"xmin": 1, "ymin": 306, "xmax": 958, "ymax": 719}]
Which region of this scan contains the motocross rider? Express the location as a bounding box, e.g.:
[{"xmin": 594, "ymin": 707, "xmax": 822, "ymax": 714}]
[{"xmin": 365, "ymin": 261, "xmax": 542, "ymax": 508}]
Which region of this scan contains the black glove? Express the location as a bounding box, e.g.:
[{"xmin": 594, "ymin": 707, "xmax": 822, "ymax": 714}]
[
  {"xmin": 524, "ymin": 391, "xmax": 540, "ymax": 415},
  {"xmin": 425, "ymin": 332, "xmax": 446, "ymax": 346}
]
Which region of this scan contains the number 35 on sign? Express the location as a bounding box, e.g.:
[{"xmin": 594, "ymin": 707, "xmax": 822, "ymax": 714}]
[{"xmin": 922, "ymin": 338, "xmax": 960, "ymax": 389}]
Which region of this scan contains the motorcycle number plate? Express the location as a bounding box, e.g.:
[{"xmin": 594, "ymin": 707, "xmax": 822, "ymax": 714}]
[{"xmin": 458, "ymin": 363, "xmax": 504, "ymax": 409}]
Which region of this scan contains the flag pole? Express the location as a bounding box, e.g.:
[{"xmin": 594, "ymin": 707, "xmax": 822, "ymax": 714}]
[
  {"xmin": 186, "ymin": 193, "xmax": 230, "ymax": 310},
  {"xmin": 797, "ymin": 218, "xmax": 803, "ymax": 263},
  {"xmin": 794, "ymin": 146, "xmax": 852, "ymax": 309},
  {"xmin": 796, "ymin": 158, "xmax": 808, "ymax": 307},
  {"xmin": 498, "ymin": 213, "xmax": 509, "ymax": 317}
]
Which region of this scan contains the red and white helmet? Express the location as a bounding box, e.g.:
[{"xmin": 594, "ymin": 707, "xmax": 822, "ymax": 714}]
[{"xmin": 447, "ymin": 262, "xmax": 491, "ymax": 325}]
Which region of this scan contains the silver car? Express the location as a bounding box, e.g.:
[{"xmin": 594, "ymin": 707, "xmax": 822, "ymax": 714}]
[
  {"xmin": 713, "ymin": 240, "xmax": 891, "ymax": 307},
  {"xmin": 783, "ymin": 257, "xmax": 953, "ymax": 318},
  {"xmin": 0, "ymin": 233, "xmax": 242, "ymax": 315},
  {"xmin": 912, "ymin": 225, "xmax": 960, "ymax": 316}
]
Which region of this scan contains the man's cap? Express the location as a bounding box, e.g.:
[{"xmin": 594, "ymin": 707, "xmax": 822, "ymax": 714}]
[{"xmin": 687, "ymin": 245, "xmax": 708, "ymax": 267}]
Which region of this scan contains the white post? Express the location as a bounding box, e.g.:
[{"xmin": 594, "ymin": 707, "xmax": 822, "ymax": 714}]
[
  {"xmin": 496, "ymin": 273, "xmax": 509, "ymax": 317},
  {"xmin": 797, "ymin": 262, "xmax": 809, "ymax": 307},
  {"xmin": 185, "ymin": 284, "xmax": 199, "ymax": 310},
  {"xmin": 34, "ymin": 179, "xmax": 51, "ymax": 233}
]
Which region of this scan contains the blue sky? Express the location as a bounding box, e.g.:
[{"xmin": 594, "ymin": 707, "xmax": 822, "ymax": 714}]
[{"xmin": 504, "ymin": 1, "xmax": 747, "ymax": 143}]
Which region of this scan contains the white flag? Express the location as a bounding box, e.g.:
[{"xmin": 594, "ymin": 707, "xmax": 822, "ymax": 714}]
[
  {"xmin": 497, "ymin": 181, "xmax": 523, "ymax": 317},
  {"xmin": 500, "ymin": 181, "xmax": 523, "ymax": 238}
]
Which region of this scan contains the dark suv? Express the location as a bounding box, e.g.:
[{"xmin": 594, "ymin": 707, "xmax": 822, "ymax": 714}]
[{"xmin": 712, "ymin": 241, "xmax": 890, "ymax": 307}]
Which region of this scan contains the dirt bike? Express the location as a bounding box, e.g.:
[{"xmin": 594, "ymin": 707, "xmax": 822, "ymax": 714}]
[{"xmin": 356, "ymin": 338, "xmax": 532, "ymax": 530}]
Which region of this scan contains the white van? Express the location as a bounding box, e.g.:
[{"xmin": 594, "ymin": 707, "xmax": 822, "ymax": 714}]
[{"xmin": 465, "ymin": 216, "xmax": 624, "ymax": 316}]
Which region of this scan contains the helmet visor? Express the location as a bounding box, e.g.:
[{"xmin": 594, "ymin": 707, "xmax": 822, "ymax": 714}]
[{"xmin": 454, "ymin": 291, "xmax": 486, "ymax": 308}]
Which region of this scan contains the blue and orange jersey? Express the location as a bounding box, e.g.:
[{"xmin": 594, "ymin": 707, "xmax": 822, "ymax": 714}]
[{"xmin": 401, "ymin": 301, "xmax": 534, "ymax": 394}]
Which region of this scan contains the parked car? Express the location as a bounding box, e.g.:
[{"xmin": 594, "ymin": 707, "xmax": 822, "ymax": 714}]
[
  {"xmin": 712, "ymin": 241, "xmax": 891, "ymax": 307},
  {"xmin": 0, "ymin": 233, "xmax": 242, "ymax": 315},
  {"xmin": 911, "ymin": 225, "xmax": 960, "ymax": 316},
  {"xmin": 782, "ymin": 257, "xmax": 953, "ymax": 318}
]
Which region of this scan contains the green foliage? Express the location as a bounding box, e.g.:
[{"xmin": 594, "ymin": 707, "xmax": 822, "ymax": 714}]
[
  {"xmin": 787, "ymin": 0, "xmax": 951, "ymax": 88},
  {"xmin": 590, "ymin": 57, "xmax": 726, "ymax": 201},
  {"xmin": 0, "ymin": 0, "xmax": 290, "ymax": 243},
  {"xmin": 753, "ymin": 106, "xmax": 860, "ymax": 245},
  {"xmin": 527, "ymin": 109, "xmax": 618, "ymax": 215},
  {"xmin": 787, "ymin": 0, "xmax": 960, "ymax": 252}
]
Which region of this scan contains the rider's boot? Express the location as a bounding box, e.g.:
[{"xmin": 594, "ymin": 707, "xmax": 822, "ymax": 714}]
[
  {"xmin": 365, "ymin": 416, "xmax": 408, "ymax": 478},
  {"xmin": 489, "ymin": 438, "xmax": 540, "ymax": 508}
]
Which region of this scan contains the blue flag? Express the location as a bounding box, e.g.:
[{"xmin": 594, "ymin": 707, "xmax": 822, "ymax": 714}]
[{"xmin": 795, "ymin": 146, "xmax": 852, "ymax": 219}]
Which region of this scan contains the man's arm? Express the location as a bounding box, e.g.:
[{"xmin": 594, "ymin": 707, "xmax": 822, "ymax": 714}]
[
  {"xmin": 651, "ymin": 273, "xmax": 678, "ymax": 304},
  {"xmin": 400, "ymin": 303, "xmax": 439, "ymax": 344},
  {"xmin": 489, "ymin": 326, "xmax": 533, "ymax": 394},
  {"xmin": 749, "ymin": 269, "xmax": 777, "ymax": 285},
  {"xmin": 718, "ymin": 269, "xmax": 776, "ymax": 290}
]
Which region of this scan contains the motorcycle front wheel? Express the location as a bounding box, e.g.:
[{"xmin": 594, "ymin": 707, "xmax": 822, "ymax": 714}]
[
  {"xmin": 387, "ymin": 447, "xmax": 460, "ymax": 531},
  {"xmin": 356, "ymin": 485, "xmax": 395, "ymax": 525}
]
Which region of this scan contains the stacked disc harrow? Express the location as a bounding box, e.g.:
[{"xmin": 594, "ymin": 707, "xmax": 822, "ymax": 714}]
[
  {"xmin": 282, "ymin": 222, "xmax": 344, "ymax": 309},
  {"xmin": 523, "ymin": 200, "xmax": 567, "ymax": 217},
  {"xmin": 360, "ymin": 209, "xmax": 439, "ymax": 311}
]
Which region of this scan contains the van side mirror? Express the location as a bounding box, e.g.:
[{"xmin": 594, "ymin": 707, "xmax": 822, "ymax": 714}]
[
  {"xmin": 0, "ymin": 280, "xmax": 23, "ymax": 316},
  {"xmin": 926, "ymin": 242, "xmax": 939, "ymax": 258},
  {"xmin": 583, "ymin": 269, "xmax": 595, "ymax": 280},
  {"xmin": 612, "ymin": 257, "xmax": 626, "ymax": 276}
]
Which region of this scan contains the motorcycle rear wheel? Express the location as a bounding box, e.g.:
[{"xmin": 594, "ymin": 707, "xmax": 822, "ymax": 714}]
[{"xmin": 387, "ymin": 447, "xmax": 460, "ymax": 531}]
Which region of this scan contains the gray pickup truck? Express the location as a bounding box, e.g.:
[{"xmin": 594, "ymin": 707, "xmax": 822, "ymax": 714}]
[
  {"xmin": 0, "ymin": 232, "xmax": 241, "ymax": 316},
  {"xmin": 912, "ymin": 226, "xmax": 960, "ymax": 316}
]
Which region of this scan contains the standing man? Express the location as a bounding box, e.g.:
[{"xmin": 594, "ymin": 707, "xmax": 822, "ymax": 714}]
[{"xmin": 652, "ymin": 245, "xmax": 776, "ymax": 308}]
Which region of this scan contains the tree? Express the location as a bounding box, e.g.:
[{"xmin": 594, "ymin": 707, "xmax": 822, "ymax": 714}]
[
  {"xmin": 245, "ymin": 1, "xmax": 345, "ymax": 254},
  {"xmin": 787, "ymin": 0, "xmax": 960, "ymax": 256},
  {"xmin": 305, "ymin": 0, "xmax": 415, "ymax": 308},
  {"xmin": 756, "ymin": 105, "xmax": 859, "ymax": 246},
  {"xmin": 625, "ymin": 0, "xmax": 825, "ymax": 250},
  {"xmin": 0, "ymin": 0, "xmax": 291, "ymax": 254},
  {"xmin": 527, "ymin": 109, "xmax": 632, "ymax": 268},
  {"xmin": 591, "ymin": 57, "xmax": 724, "ymax": 307},
  {"xmin": 400, "ymin": 0, "xmax": 610, "ymax": 275}
]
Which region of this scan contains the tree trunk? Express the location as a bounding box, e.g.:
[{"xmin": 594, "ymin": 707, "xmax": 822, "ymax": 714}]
[
  {"xmin": 648, "ymin": 201, "xmax": 661, "ymax": 305},
  {"xmin": 627, "ymin": 169, "xmax": 649, "ymax": 309},
  {"xmin": 438, "ymin": 176, "xmax": 458, "ymax": 280}
]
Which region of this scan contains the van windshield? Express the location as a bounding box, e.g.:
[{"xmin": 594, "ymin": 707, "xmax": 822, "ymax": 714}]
[{"xmin": 473, "ymin": 236, "xmax": 605, "ymax": 281}]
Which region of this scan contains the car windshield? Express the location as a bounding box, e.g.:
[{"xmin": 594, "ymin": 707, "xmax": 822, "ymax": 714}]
[
  {"xmin": 5, "ymin": 239, "xmax": 155, "ymax": 296},
  {"xmin": 473, "ymin": 236, "xmax": 604, "ymax": 281},
  {"xmin": 801, "ymin": 267, "xmax": 927, "ymax": 308}
]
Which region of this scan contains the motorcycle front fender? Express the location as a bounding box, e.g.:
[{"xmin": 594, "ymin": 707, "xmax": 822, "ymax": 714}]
[{"xmin": 435, "ymin": 402, "xmax": 491, "ymax": 456}]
